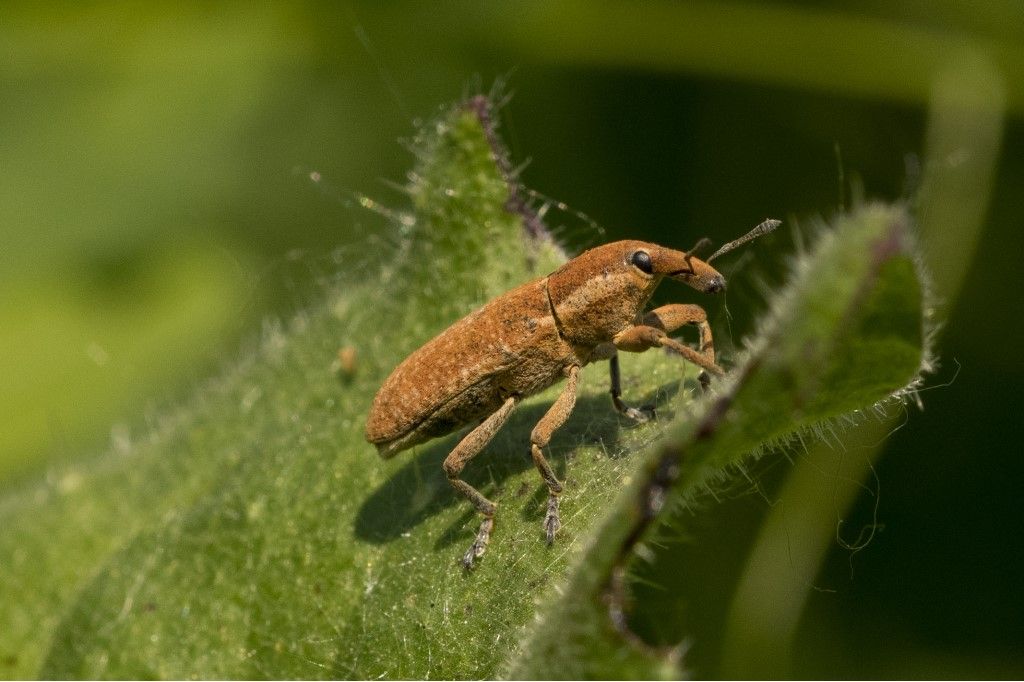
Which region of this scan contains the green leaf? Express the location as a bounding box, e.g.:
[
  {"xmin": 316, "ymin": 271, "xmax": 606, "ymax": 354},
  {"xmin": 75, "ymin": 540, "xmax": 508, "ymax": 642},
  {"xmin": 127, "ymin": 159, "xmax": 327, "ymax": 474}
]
[{"xmin": 0, "ymin": 95, "xmax": 928, "ymax": 679}]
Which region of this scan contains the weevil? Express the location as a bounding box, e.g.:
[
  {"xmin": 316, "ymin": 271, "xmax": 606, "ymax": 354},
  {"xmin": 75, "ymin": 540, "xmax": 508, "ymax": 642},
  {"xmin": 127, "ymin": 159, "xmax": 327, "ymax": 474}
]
[{"xmin": 365, "ymin": 221, "xmax": 778, "ymax": 567}]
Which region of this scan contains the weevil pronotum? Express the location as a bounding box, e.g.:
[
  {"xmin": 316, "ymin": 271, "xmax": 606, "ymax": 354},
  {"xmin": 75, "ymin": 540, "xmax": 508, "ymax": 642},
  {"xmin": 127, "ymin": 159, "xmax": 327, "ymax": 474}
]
[{"xmin": 365, "ymin": 220, "xmax": 779, "ymax": 567}]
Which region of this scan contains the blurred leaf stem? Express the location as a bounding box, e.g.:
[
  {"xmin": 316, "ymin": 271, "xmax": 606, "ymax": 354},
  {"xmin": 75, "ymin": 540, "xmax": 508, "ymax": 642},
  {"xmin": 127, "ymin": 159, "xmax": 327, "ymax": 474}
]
[{"xmin": 443, "ymin": 0, "xmax": 1024, "ymax": 115}]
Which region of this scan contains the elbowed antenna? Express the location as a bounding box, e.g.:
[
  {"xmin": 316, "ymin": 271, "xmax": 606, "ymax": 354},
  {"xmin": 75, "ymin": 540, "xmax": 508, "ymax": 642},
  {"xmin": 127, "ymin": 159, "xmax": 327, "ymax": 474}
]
[
  {"xmin": 707, "ymin": 218, "xmax": 782, "ymax": 263},
  {"xmin": 686, "ymin": 237, "xmax": 712, "ymax": 257}
]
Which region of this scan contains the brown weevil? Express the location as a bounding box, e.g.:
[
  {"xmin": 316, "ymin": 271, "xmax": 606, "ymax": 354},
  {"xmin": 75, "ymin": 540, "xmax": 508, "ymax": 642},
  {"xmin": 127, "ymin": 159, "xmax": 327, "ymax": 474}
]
[{"xmin": 365, "ymin": 221, "xmax": 778, "ymax": 567}]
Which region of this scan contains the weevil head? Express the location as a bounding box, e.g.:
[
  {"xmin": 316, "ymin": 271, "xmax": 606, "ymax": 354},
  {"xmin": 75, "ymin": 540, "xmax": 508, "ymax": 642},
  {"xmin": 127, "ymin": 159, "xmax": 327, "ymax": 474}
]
[
  {"xmin": 645, "ymin": 243, "xmax": 726, "ymax": 294},
  {"xmin": 547, "ymin": 240, "xmax": 725, "ymax": 347}
]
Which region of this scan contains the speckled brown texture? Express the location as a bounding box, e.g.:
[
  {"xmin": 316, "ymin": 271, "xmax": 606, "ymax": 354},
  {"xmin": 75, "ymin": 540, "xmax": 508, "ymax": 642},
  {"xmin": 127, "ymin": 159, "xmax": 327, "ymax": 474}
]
[{"xmin": 365, "ymin": 240, "xmax": 724, "ymax": 457}]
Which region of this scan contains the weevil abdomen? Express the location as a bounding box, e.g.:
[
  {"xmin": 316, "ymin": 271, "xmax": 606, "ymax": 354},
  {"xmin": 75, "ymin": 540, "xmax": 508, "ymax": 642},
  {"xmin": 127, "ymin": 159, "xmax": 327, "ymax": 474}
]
[{"xmin": 365, "ymin": 278, "xmax": 575, "ymax": 457}]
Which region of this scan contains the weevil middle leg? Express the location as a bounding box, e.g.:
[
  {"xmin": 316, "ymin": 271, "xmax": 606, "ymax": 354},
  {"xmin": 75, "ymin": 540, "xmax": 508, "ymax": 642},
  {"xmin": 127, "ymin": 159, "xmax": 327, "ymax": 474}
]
[
  {"xmin": 529, "ymin": 365, "xmax": 580, "ymax": 544},
  {"xmin": 443, "ymin": 396, "xmax": 518, "ymax": 568},
  {"xmin": 609, "ymin": 353, "xmax": 656, "ymax": 422}
]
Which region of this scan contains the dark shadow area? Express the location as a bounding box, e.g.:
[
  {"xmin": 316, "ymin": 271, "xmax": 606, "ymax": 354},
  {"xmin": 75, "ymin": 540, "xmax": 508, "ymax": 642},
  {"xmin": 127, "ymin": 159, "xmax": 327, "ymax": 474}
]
[{"xmin": 354, "ymin": 378, "xmax": 689, "ymax": 544}]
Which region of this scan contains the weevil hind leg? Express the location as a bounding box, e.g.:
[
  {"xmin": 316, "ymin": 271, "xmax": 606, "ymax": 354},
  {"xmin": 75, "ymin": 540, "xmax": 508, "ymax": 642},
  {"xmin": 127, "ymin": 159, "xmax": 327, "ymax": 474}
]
[
  {"xmin": 442, "ymin": 396, "xmax": 518, "ymax": 568},
  {"xmin": 530, "ymin": 365, "xmax": 579, "ymax": 544}
]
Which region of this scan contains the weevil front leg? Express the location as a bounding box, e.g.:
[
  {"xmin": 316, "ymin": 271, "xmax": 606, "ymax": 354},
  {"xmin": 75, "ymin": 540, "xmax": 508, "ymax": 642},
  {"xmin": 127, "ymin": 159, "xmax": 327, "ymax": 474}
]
[
  {"xmin": 443, "ymin": 396, "xmax": 518, "ymax": 568},
  {"xmin": 530, "ymin": 365, "xmax": 579, "ymax": 544},
  {"xmin": 614, "ymin": 303, "xmax": 724, "ymax": 389},
  {"xmin": 642, "ymin": 303, "xmax": 720, "ymax": 389}
]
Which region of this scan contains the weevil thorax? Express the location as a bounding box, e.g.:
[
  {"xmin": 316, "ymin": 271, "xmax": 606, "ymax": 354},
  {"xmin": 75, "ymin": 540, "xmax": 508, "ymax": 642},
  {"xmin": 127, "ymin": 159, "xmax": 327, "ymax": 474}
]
[{"xmin": 547, "ymin": 240, "xmax": 723, "ymax": 349}]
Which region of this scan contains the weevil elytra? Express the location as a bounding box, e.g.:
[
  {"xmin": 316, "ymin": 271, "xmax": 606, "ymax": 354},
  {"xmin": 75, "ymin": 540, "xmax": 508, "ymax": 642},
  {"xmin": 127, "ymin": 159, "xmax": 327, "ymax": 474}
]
[{"xmin": 366, "ymin": 224, "xmax": 777, "ymax": 568}]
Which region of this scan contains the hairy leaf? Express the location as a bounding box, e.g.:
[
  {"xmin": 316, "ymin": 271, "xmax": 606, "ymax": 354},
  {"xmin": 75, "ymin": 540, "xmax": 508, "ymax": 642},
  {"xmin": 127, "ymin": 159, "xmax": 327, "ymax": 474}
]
[{"xmin": 0, "ymin": 96, "xmax": 928, "ymax": 680}]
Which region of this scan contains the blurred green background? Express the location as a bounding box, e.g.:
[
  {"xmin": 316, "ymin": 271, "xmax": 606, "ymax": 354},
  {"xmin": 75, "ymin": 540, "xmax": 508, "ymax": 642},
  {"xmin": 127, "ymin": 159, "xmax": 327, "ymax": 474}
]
[{"xmin": 2, "ymin": 1, "xmax": 1021, "ymax": 677}]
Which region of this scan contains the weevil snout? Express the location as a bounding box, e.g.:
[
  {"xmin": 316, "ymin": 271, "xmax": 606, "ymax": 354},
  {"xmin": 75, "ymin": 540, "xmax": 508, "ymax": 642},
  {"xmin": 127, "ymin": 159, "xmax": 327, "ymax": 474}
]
[
  {"xmin": 656, "ymin": 247, "xmax": 726, "ymax": 294},
  {"xmin": 704, "ymin": 273, "xmax": 726, "ymax": 294},
  {"xmin": 685, "ymin": 267, "xmax": 725, "ymax": 294}
]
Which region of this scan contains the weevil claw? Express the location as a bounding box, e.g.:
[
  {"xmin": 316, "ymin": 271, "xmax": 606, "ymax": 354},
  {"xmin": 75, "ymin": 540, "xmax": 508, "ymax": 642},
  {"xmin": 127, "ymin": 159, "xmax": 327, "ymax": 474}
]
[
  {"xmin": 624, "ymin": 407, "xmax": 647, "ymax": 422},
  {"xmin": 462, "ymin": 516, "xmax": 494, "ymax": 569},
  {"xmin": 698, "ymin": 371, "xmax": 711, "ymax": 392},
  {"xmin": 544, "ymin": 495, "xmax": 561, "ymax": 544},
  {"xmin": 622, "ymin": 404, "xmax": 656, "ymax": 423}
]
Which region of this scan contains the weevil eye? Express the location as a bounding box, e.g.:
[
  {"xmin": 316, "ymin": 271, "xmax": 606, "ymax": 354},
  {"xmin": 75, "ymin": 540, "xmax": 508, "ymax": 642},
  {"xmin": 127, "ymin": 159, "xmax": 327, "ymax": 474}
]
[{"xmin": 630, "ymin": 250, "xmax": 653, "ymax": 274}]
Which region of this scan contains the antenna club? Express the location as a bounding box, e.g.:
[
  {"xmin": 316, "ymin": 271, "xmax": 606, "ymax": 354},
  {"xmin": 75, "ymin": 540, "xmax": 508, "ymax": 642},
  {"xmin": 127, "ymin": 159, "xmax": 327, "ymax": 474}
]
[{"xmin": 707, "ymin": 218, "xmax": 781, "ymax": 263}]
